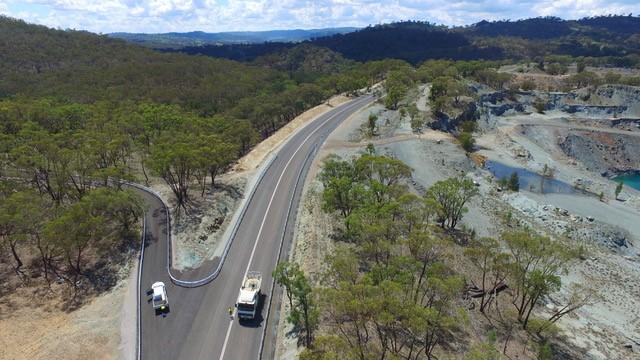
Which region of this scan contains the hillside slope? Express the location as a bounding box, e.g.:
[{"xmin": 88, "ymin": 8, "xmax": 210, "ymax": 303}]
[{"xmin": 0, "ymin": 16, "xmax": 278, "ymax": 114}]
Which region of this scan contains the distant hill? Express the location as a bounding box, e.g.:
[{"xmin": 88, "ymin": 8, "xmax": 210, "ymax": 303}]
[
  {"xmin": 176, "ymin": 22, "xmax": 504, "ymax": 64},
  {"xmin": 171, "ymin": 16, "xmax": 640, "ymax": 65},
  {"xmin": 108, "ymin": 27, "xmax": 358, "ymax": 48}
]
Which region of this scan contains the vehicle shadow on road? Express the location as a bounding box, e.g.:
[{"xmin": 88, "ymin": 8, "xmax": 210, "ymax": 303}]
[{"xmin": 238, "ymin": 293, "xmax": 267, "ymax": 328}]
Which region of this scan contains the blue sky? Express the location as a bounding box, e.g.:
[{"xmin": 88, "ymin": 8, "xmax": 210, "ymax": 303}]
[{"xmin": 1, "ymin": 0, "xmax": 639, "ymax": 34}]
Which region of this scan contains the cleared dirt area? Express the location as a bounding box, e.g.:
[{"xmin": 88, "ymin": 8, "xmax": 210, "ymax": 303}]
[{"xmin": 234, "ymin": 95, "xmax": 350, "ymax": 172}]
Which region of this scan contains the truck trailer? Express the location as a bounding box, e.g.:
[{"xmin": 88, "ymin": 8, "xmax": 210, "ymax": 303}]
[{"xmin": 236, "ymin": 271, "xmax": 262, "ymax": 319}]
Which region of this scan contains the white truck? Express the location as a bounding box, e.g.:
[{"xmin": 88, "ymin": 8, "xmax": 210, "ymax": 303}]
[{"xmin": 236, "ymin": 271, "xmax": 262, "ymax": 319}]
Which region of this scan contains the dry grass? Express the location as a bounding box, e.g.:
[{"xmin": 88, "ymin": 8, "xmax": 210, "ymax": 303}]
[
  {"xmin": 0, "ymin": 272, "xmax": 129, "ymax": 360},
  {"xmin": 470, "ymin": 153, "xmax": 488, "ymax": 167}
]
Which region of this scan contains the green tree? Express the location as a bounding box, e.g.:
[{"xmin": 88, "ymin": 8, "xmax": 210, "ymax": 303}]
[
  {"xmin": 545, "ymin": 62, "xmax": 567, "ymax": 75},
  {"xmin": 273, "ymin": 261, "xmax": 298, "ymax": 309},
  {"xmin": 464, "ymin": 342, "xmax": 500, "ymax": 360},
  {"xmin": 367, "ymin": 114, "xmax": 377, "ymax": 136},
  {"xmin": 465, "ymin": 237, "xmax": 511, "ymax": 313},
  {"xmin": 448, "ymin": 78, "xmax": 470, "ymax": 105},
  {"xmin": 273, "ymin": 261, "xmax": 318, "ymax": 347},
  {"xmin": 533, "ymin": 99, "xmax": 546, "ymax": 114},
  {"xmin": 566, "ymin": 71, "xmax": 601, "ymax": 88},
  {"xmin": 460, "ymin": 120, "xmax": 477, "ymax": 133},
  {"xmin": 354, "ymin": 154, "xmax": 412, "ymax": 188},
  {"xmin": 429, "ymin": 76, "xmax": 450, "ymax": 100},
  {"xmin": 148, "ymin": 133, "xmax": 201, "ymax": 208},
  {"xmin": 45, "ymin": 199, "xmax": 108, "ymax": 299},
  {"xmin": 427, "ymin": 177, "xmax": 479, "ymax": 230},
  {"xmin": 195, "ymin": 135, "xmax": 238, "ymax": 196},
  {"xmin": 407, "ymin": 103, "xmax": 424, "ymax": 132},
  {"xmin": 502, "ymin": 231, "xmax": 578, "ymax": 328},
  {"xmin": 319, "ymin": 156, "xmax": 366, "ymax": 218},
  {"xmin": 458, "ymin": 132, "xmax": 475, "ymax": 153},
  {"xmin": 10, "ymin": 124, "xmax": 74, "ymax": 203},
  {"xmin": 384, "ymin": 69, "xmax": 413, "ymax": 110},
  {"xmin": 384, "ymin": 83, "xmax": 406, "ymax": 110},
  {"xmin": 0, "ymin": 191, "xmax": 45, "ymax": 275}
]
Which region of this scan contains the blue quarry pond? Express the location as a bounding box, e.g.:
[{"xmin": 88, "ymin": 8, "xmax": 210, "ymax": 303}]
[
  {"xmin": 485, "ymin": 160, "xmax": 577, "ymax": 194},
  {"xmin": 614, "ymin": 173, "xmax": 640, "ymax": 191}
]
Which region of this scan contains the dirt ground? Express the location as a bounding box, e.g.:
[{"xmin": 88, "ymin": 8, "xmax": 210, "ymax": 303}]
[{"xmin": 234, "ymin": 95, "xmax": 350, "ymax": 173}]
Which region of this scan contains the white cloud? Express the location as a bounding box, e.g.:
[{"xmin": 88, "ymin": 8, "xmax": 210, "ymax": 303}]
[{"xmin": 1, "ymin": 0, "xmax": 639, "ymax": 33}]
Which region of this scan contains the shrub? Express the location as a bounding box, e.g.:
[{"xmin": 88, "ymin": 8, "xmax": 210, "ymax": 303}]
[
  {"xmin": 460, "ymin": 120, "xmax": 477, "ymax": 133},
  {"xmin": 459, "ymin": 132, "xmax": 475, "ymax": 152},
  {"xmin": 533, "ymin": 99, "xmax": 546, "ymax": 114},
  {"xmin": 508, "ymin": 172, "xmax": 520, "ymax": 191}
]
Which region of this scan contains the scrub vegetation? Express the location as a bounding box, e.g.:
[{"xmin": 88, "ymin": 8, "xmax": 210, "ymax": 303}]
[
  {"xmin": 294, "ymin": 153, "xmax": 589, "ymax": 359},
  {"xmin": 0, "ymin": 16, "xmax": 407, "ymax": 304}
]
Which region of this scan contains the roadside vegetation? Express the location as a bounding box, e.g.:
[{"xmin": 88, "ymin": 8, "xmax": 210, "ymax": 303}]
[{"xmin": 275, "ymin": 152, "xmax": 592, "ymax": 359}]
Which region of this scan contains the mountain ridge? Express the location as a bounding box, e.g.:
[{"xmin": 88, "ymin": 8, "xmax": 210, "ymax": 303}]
[
  {"xmin": 108, "ymin": 27, "xmax": 359, "ymax": 48},
  {"xmin": 169, "ymin": 16, "xmax": 640, "ymax": 64}
]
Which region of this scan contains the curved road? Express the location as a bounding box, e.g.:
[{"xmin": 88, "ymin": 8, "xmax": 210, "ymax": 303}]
[{"xmin": 137, "ymin": 95, "xmax": 373, "ymax": 360}]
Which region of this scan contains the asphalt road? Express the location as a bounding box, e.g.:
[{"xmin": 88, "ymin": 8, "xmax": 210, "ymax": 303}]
[{"xmin": 137, "ymin": 95, "xmax": 373, "ymax": 360}]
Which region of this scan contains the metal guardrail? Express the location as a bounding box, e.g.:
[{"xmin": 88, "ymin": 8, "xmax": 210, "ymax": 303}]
[
  {"xmin": 126, "ymin": 152, "xmax": 277, "ymax": 288},
  {"xmin": 131, "ymin": 96, "xmax": 371, "ymax": 293}
]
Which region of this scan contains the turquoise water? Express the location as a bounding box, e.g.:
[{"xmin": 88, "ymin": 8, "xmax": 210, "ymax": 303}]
[{"xmin": 614, "ymin": 173, "xmax": 640, "ymax": 191}]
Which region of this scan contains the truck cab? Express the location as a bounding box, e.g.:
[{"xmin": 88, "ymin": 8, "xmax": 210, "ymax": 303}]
[{"xmin": 236, "ymin": 271, "xmax": 262, "ymax": 319}]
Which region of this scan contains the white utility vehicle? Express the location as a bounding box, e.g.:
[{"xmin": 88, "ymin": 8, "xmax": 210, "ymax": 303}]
[
  {"xmin": 151, "ymin": 281, "xmax": 169, "ymax": 311},
  {"xmin": 236, "ymin": 271, "xmax": 262, "ymax": 319}
]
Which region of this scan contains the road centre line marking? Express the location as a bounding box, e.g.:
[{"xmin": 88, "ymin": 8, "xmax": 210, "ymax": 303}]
[{"xmin": 218, "ymin": 97, "xmax": 369, "ymax": 360}]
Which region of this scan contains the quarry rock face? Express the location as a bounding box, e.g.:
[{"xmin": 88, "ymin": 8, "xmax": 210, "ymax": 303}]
[{"xmin": 559, "ymin": 131, "xmax": 640, "ymax": 175}]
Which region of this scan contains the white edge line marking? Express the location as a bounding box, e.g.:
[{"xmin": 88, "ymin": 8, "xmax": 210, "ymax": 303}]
[
  {"xmin": 136, "ymin": 215, "xmax": 146, "ymax": 360},
  {"xmin": 218, "ymin": 97, "xmax": 370, "ymax": 360}
]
